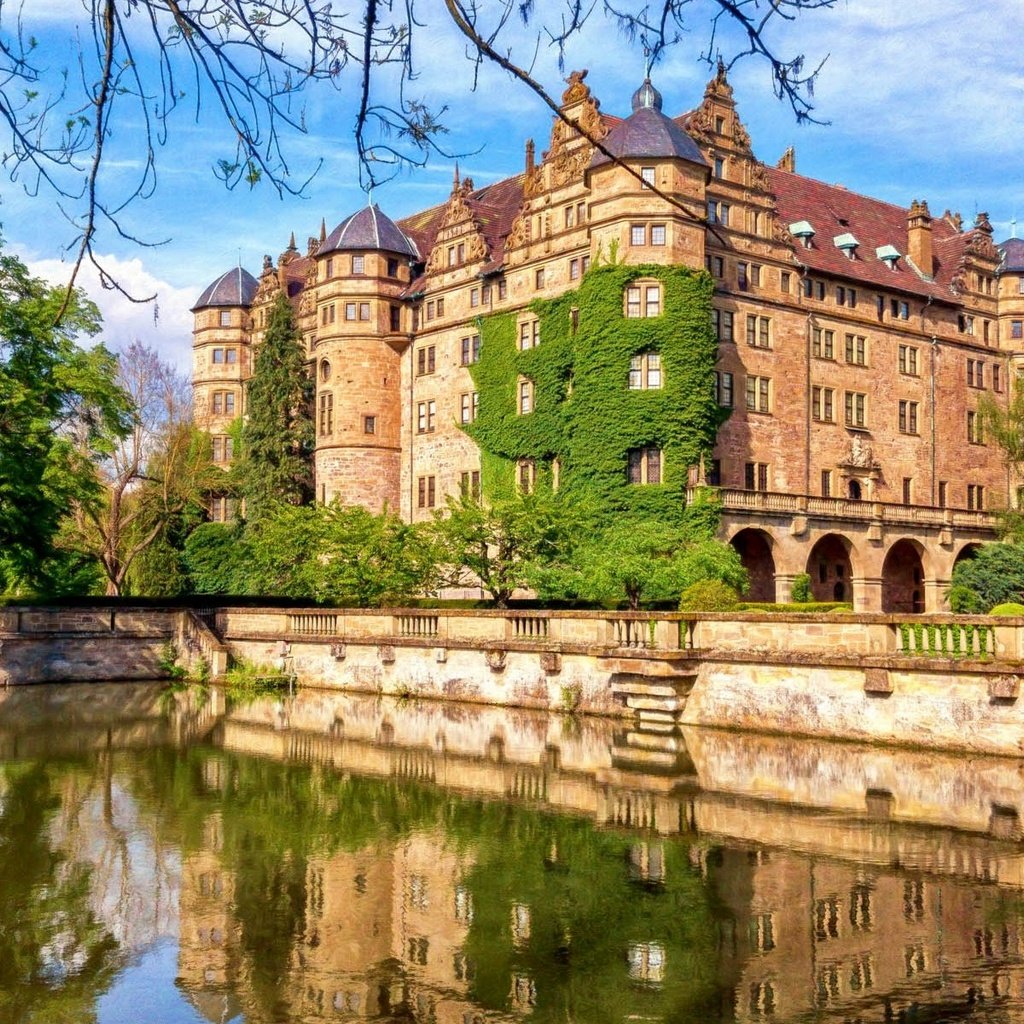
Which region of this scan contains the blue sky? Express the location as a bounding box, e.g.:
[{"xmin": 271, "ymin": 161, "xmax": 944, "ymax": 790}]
[{"xmin": 4, "ymin": 0, "xmax": 1022, "ymax": 371}]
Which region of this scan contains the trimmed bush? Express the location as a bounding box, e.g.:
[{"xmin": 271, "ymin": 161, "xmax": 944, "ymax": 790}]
[
  {"xmin": 737, "ymin": 601, "xmax": 853, "ymax": 614},
  {"xmin": 790, "ymin": 572, "xmax": 812, "ymax": 603},
  {"xmin": 990, "ymin": 602, "xmax": 1024, "ymax": 616},
  {"xmin": 679, "ymin": 579, "xmax": 741, "ymax": 612},
  {"xmin": 951, "ymin": 544, "xmax": 1024, "ymax": 611}
]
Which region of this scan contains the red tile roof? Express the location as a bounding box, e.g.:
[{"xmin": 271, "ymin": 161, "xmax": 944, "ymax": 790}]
[{"xmin": 767, "ymin": 167, "xmax": 975, "ymax": 301}]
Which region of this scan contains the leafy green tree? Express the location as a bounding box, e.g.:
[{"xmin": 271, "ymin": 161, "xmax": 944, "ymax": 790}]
[
  {"xmin": 237, "ymin": 292, "xmax": 314, "ymax": 517},
  {"xmin": 245, "ymin": 502, "xmax": 438, "ymax": 606},
  {"xmin": 542, "ymin": 519, "xmax": 746, "ymax": 609},
  {"xmin": 183, "ymin": 522, "xmax": 254, "ymax": 595},
  {"xmin": 0, "ymin": 245, "xmax": 131, "ymax": 595},
  {"xmin": 430, "ymin": 492, "xmax": 587, "ymax": 608},
  {"xmin": 950, "ymin": 543, "xmax": 1024, "ymax": 611}
]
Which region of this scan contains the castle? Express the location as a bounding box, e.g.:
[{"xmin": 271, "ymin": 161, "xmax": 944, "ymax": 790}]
[{"xmin": 191, "ymin": 67, "xmax": 1024, "ymax": 613}]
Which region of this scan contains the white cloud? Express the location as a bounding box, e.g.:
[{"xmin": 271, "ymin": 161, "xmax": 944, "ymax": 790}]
[{"xmin": 21, "ymin": 251, "xmax": 196, "ymax": 374}]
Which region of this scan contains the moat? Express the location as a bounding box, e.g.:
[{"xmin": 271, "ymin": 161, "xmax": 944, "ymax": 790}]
[{"xmin": 4, "ymin": 682, "xmax": 1024, "ymax": 1023}]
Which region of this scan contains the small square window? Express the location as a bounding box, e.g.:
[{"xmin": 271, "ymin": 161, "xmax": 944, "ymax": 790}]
[
  {"xmin": 650, "ymin": 224, "xmax": 666, "ymax": 246},
  {"xmin": 364, "ymin": 415, "xmax": 376, "ymax": 434},
  {"xmin": 630, "ymin": 224, "xmax": 646, "ymax": 246}
]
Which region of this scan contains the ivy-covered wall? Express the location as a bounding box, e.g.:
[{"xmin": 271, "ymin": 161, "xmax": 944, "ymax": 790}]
[{"xmin": 466, "ymin": 264, "xmax": 719, "ymax": 523}]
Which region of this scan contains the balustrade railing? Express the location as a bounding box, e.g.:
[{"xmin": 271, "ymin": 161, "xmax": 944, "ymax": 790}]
[
  {"xmin": 893, "ymin": 621, "xmax": 996, "ymax": 658},
  {"xmin": 396, "ymin": 613, "xmax": 439, "ymax": 638},
  {"xmin": 508, "ymin": 614, "xmax": 550, "ymax": 640},
  {"xmin": 609, "ymin": 618, "xmax": 655, "ymax": 649},
  {"xmin": 288, "ymin": 613, "xmax": 338, "ymax": 635}
]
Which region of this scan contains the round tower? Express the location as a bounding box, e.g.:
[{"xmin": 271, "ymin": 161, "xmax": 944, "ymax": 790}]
[
  {"xmin": 313, "ymin": 204, "xmax": 418, "ymax": 511},
  {"xmin": 191, "ymin": 267, "xmax": 257, "ymax": 470}
]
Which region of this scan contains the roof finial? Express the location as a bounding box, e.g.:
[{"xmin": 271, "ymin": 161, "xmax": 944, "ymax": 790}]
[
  {"xmin": 453, "ymin": 162, "xmax": 460, "ymax": 192},
  {"xmin": 287, "ymin": 230, "xmax": 297, "ymax": 252},
  {"xmin": 319, "ymin": 218, "xmax": 327, "ymax": 243},
  {"xmin": 643, "ymin": 43, "xmax": 651, "ymax": 80}
]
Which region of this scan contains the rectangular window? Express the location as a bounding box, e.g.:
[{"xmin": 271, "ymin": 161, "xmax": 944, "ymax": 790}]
[
  {"xmin": 1013, "ymin": 320, "xmax": 1023, "ymax": 340},
  {"xmin": 627, "ymin": 448, "xmax": 662, "ymax": 485},
  {"xmin": 628, "ymin": 352, "xmax": 662, "ymax": 390},
  {"xmin": 212, "ymin": 348, "xmax": 225, "ymax": 364},
  {"xmin": 959, "ymin": 313, "xmax": 975, "ymax": 335},
  {"xmin": 519, "ymin": 321, "xmax": 539, "ymax": 350},
  {"xmin": 345, "ymin": 302, "xmax": 357, "ymax": 321},
  {"xmin": 363, "ymin": 415, "xmax": 376, "ymax": 434},
  {"xmin": 898, "ymin": 400, "xmax": 919, "ymax": 435},
  {"xmin": 898, "ymin": 344, "xmax": 918, "ymax": 375},
  {"xmin": 630, "ymin": 224, "xmax": 646, "ymax": 246},
  {"xmin": 517, "ymin": 459, "xmax": 535, "ymax": 494},
  {"xmin": 640, "ymin": 166, "xmax": 655, "ymax": 188},
  {"xmin": 569, "ymin": 258, "xmax": 580, "ymax": 280},
  {"xmin": 219, "ymin": 310, "xmax": 231, "ymax": 327},
  {"xmin": 938, "ymin": 481, "xmax": 948, "ymax": 508},
  {"xmin": 746, "ymin": 315, "xmax": 771, "ymax": 348},
  {"xmin": 780, "ymin": 271, "xmax": 791, "ymax": 293},
  {"xmin": 994, "ymin": 364, "xmax": 1002, "ymax": 392},
  {"xmin": 386, "ymin": 257, "xmax": 399, "ymax": 277},
  {"xmin": 389, "ymin": 305, "xmax": 401, "ymax": 332},
  {"xmin": 461, "ymin": 335, "xmax": 481, "ymax": 365},
  {"xmin": 715, "ymin": 370, "xmax": 734, "ymax": 407},
  {"xmin": 225, "ymin": 348, "xmax": 237, "ymax": 363},
  {"xmin": 812, "ymin": 327, "xmax": 834, "ymax": 359},
  {"xmin": 352, "ymin": 255, "xmax": 365, "ymax": 274},
  {"xmin": 497, "ymin": 279, "xmax": 507, "ymax": 300},
  {"xmin": 737, "ymin": 262, "xmax": 749, "ymax": 291},
  {"xmin": 470, "ymin": 287, "xmax": 479, "ymax": 308},
  {"xmin": 745, "ymin": 375, "xmax": 771, "ymax": 413},
  {"xmin": 744, "ymin": 462, "xmax": 769, "ymax": 491},
  {"xmin": 416, "ymin": 346, "xmax": 436, "ymax": 376},
  {"xmin": 845, "ymin": 334, "xmax": 867, "ymax": 365},
  {"xmin": 460, "ymin": 471, "xmax": 481, "ymax": 500},
  {"xmin": 902, "ymin": 477, "xmax": 913, "ymax": 504},
  {"xmin": 821, "ymin": 469, "xmax": 832, "ymax": 497},
  {"xmin": 836, "ymin": 285, "xmax": 857, "ymax": 307},
  {"xmin": 891, "ymin": 299, "xmax": 909, "ymax": 320},
  {"xmin": 844, "ymin": 391, "xmax": 867, "ymax": 427},
  {"xmin": 436, "ymin": 297, "xmax": 444, "ymax": 316},
  {"xmin": 967, "ymin": 358, "xmax": 985, "ymax": 389},
  {"xmin": 707, "ymin": 201, "xmax": 730, "ymax": 226},
  {"xmin": 457, "ymin": 242, "xmax": 465, "ymax": 263},
  {"xmin": 325, "ymin": 258, "xmax": 334, "ymax": 278},
  {"xmin": 447, "ymin": 246, "xmax": 456, "ymax": 267},
  {"xmin": 650, "ymin": 224, "xmax": 666, "ymax": 246},
  {"xmin": 751, "ymin": 264, "xmax": 762, "ymax": 287},
  {"xmin": 481, "ymin": 283, "xmax": 492, "ymax": 304},
  {"xmin": 967, "ymin": 410, "xmax": 983, "ymax": 444},
  {"xmin": 460, "ymin": 392, "xmax": 478, "ymax": 424},
  {"xmin": 576, "ymin": 202, "xmax": 586, "ymax": 224},
  {"xmin": 318, "ymin": 392, "xmax": 334, "ymax": 435},
  {"xmin": 563, "ymin": 205, "xmax": 575, "ymax": 229},
  {"xmin": 535, "ymin": 267, "xmax": 545, "ymax": 290},
  {"xmin": 812, "ymin": 386, "xmax": 834, "ymax": 423},
  {"xmin": 713, "ymin": 309, "xmax": 735, "ymax": 342},
  {"xmin": 519, "ymin": 379, "xmax": 533, "ymax": 414},
  {"xmin": 359, "ymin": 302, "xmax": 370, "ymax": 321},
  {"xmin": 713, "ymin": 156, "xmax": 724, "ymax": 178},
  {"xmin": 967, "ymin": 483, "xmax": 985, "ymax": 510},
  {"xmin": 417, "ymin": 476, "xmax": 436, "ymax": 509}
]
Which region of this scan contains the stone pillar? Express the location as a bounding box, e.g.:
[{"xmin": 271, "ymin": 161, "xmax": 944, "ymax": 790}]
[
  {"xmin": 774, "ymin": 573, "xmax": 797, "ymax": 603},
  {"xmin": 924, "ymin": 578, "xmax": 949, "ymax": 613},
  {"xmin": 852, "ymin": 575, "xmax": 883, "ymax": 613}
]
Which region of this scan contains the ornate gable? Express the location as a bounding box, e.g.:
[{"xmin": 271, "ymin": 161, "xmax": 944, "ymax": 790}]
[
  {"xmin": 253, "ymin": 254, "xmax": 282, "ymax": 306},
  {"xmin": 425, "ymin": 172, "xmax": 489, "ymax": 274}
]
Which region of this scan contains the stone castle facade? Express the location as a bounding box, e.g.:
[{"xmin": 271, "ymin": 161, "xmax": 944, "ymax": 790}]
[{"xmin": 191, "ymin": 67, "xmax": 1024, "ymax": 612}]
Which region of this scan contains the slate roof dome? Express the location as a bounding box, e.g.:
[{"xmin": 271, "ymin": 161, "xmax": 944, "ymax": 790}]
[
  {"xmin": 191, "ymin": 266, "xmax": 258, "ymax": 311},
  {"xmin": 319, "ymin": 203, "xmax": 419, "ymax": 259},
  {"xmin": 999, "ymin": 237, "xmax": 1024, "ymax": 273},
  {"xmin": 590, "ymin": 77, "xmax": 708, "ymax": 170}
]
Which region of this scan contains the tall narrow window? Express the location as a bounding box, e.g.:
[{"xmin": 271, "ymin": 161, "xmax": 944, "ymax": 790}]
[{"xmin": 318, "ymin": 392, "xmax": 334, "ymax": 435}]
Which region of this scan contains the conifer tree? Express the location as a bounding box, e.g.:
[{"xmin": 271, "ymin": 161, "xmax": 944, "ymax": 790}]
[{"xmin": 238, "ymin": 292, "xmax": 314, "ymax": 517}]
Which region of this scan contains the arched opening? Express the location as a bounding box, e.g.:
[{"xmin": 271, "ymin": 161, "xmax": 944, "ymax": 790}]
[
  {"xmin": 848, "ymin": 479, "xmax": 862, "ymax": 500},
  {"xmin": 806, "ymin": 534, "xmax": 855, "ymax": 604},
  {"xmin": 730, "ymin": 528, "xmax": 776, "ymax": 602},
  {"xmin": 882, "ymin": 539, "xmax": 927, "ymax": 614},
  {"xmin": 953, "ymin": 543, "xmax": 982, "ymax": 571}
]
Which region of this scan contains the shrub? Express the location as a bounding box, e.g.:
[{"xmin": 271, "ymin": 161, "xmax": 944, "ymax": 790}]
[
  {"xmin": 679, "ymin": 579, "xmax": 741, "ymax": 612},
  {"xmin": 948, "ymin": 584, "xmax": 984, "ymax": 614},
  {"xmin": 950, "ymin": 544, "xmax": 1024, "ymax": 611},
  {"xmin": 737, "ymin": 601, "xmax": 853, "ymax": 614},
  {"xmin": 990, "ymin": 602, "xmax": 1024, "ymax": 616},
  {"xmin": 790, "ymin": 572, "xmax": 812, "ymax": 603}
]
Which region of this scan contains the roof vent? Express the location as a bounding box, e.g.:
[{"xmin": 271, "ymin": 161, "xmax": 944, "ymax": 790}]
[
  {"xmin": 876, "ymin": 244, "xmax": 901, "ymax": 270},
  {"xmin": 833, "ymin": 232, "xmax": 859, "ymax": 259},
  {"xmin": 789, "ymin": 220, "xmax": 815, "ymax": 247}
]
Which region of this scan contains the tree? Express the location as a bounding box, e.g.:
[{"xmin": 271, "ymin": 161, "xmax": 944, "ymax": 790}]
[
  {"xmin": 0, "ymin": 244, "xmax": 131, "ymax": 595},
  {"xmin": 61, "ymin": 341, "xmax": 214, "ymax": 595},
  {"xmin": 430, "ymin": 491, "xmax": 586, "ymax": 607},
  {"xmin": 541, "ymin": 519, "xmax": 746, "ymax": 609},
  {"xmin": 949, "ymin": 544, "xmax": 1024, "ymax": 612},
  {"xmin": 0, "ymin": 2, "xmax": 832, "ymax": 307},
  {"xmin": 237, "ymin": 292, "xmax": 314, "ymax": 517}
]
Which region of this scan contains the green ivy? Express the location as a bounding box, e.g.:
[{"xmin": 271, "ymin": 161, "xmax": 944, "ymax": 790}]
[{"xmin": 467, "ymin": 264, "xmax": 719, "ymax": 523}]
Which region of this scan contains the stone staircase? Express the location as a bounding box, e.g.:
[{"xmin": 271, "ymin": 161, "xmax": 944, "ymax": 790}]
[
  {"xmin": 610, "ymin": 673, "xmax": 697, "ymax": 731},
  {"xmin": 610, "ymin": 726, "xmax": 695, "ymax": 777}
]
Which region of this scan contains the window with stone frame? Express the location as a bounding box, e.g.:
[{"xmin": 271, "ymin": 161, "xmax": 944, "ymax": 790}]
[
  {"xmin": 363, "ymin": 415, "xmax": 376, "ymax": 434},
  {"xmin": 416, "ymin": 400, "xmax": 436, "ymax": 434},
  {"xmin": 460, "ymin": 470, "xmax": 481, "ymax": 500},
  {"xmin": 416, "ymin": 346, "xmax": 436, "ymax": 376},
  {"xmin": 630, "ymin": 224, "xmax": 646, "ymax": 246},
  {"xmin": 967, "ymin": 410, "xmax": 983, "ymax": 444},
  {"xmin": 715, "ymin": 370, "xmax": 734, "ymax": 407},
  {"xmin": 746, "ymin": 315, "xmax": 771, "ymax": 348},
  {"xmin": 844, "ymin": 390, "xmax": 867, "ymax": 428},
  {"xmin": 460, "ymin": 392, "xmax": 478, "ymax": 424},
  {"xmin": 212, "ymin": 390, "xmax": 236, "ymax": 415},
  {"xmin": 898, "ymin": 344, "xmax": 918, "ymax": 375},
  {"xmin": 519, "ymin": 320, "xmax": 540, "ymax": 350},
  {"xmin": 627, "ymin": 447, "xmax": 662, "ymax": 485},
  {"xmin": 967, "ymin": 483, "xmax": 985, "ymax": 510},
  {"xmin": 745, "ymin": 375, "xmax": 771, "ymax": 413},
  {"xmin": 744, "ymin": 462, "xmax": 769, "ymax": 491},
  {"xmin": 518, "ymin": 378, "xmax": 534, "ymax": 414},
  {"xmin": 650, "ymin": 224, "xmax": 666, "ymax": 245},
  {"xmin": 624, "ymin": 282, "xmax": 662, "ymax": 319},
  {"xmin": 219, "ymin": 310, "xmax": 232, "ymax": 327},
  {"xmin": 460, "ymin": 335, "xmax": 481, "ymax": 365},
  {"xmin": 811, "ymin": 386, "xmax": 834, "ymax": 422},
  {"xmin": 628, "ymin": 352, "xmax": 662, "ymax": 390},
  {"xmin": 352, "ymin": 254, "xmax": 365, "ymax": 274},
  {"xmin": 898, "ymin": 400, "xmax": 919, "ymax": 435},
  {"xmin": 844, "ymin": 334, "xmax": 867, "ymax": 365},
  {"xmin": 417, "ymin": 476, "xmax": 436, "ymax": 509},
  {"xmin": 713, "ymin": 308, "xmax": 735, "ymax": 342},
  {"xmin": 211, "ymin": 435, "xmax": 234, "ymax": 463},
  {"xmin": 517, "ymin": 459, "xmax": 536, "ymax": 494},
  {"xmin": 318, "ymin": 392, "xmax": 334, "ymax": 436},
  {"xmin": 812, "ymin": 327, "xmax": 834, "ymax": 359}
]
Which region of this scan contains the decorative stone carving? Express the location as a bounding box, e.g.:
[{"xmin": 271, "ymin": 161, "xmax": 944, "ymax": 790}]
[
  {"xmin": 732, "ymin": 118, "xmax": 752, "ymax": 152},
  {"xmin": 771, "ymin": 219, "xmax": 795, "ymax": 246},
  {"xmin": 843, "ymin": 435, "xmax": 878, "ymax": 470},
  {"xmin": 539, "ymin": 651, "xmax": 562, "ymax": 674},
  {"xmin": 562, "ymin": 68, "xmax": 591, "ymax": 105},
  {"xmin": 330, "ymin": 642, "xmax": 346, "ymax": 661},
  {"xmin": 504, "ymin": 208, "xmax": 530, "ymax": 252},
  {"xmin": 750, "ymin": 162, "xmax": 771, "ymax": 193},
  {"xmin": 864, "ymin": 668, "xmax": 893, "ymax": 695},
  {"xmin": 486, "ymin": 648, "xmax": 507, "ymax": 671},
  {"xmin": 377, "ymin": 644, "xmax": 396, "ymax": 664}
]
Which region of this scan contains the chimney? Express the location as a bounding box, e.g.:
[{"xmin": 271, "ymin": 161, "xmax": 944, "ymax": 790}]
[{"xmin": 907, "ymin": 199, "xmax": 933, "ymax": 277}]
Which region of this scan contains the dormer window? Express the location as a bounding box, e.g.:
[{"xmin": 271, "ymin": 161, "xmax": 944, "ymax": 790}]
[
  {"xmin": 833, "ymin": 233, "xmax": 859, "ymax": 259},
  {"xmin": 789, "ymin": 220, "xmax": 815, "ymax": 247},
  {"xmin": 876, "ymin": 244, "xmax": 901, "ymax": 271}
]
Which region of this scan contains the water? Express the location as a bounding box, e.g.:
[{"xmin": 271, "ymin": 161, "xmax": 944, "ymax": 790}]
[{"xmin": 1, "ymin": 682, "xmax": 1023, "ymax": 1023}]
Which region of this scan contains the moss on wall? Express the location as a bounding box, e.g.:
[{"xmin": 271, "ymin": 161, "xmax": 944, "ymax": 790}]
[{"xmin": 467, "ymin": 264, "xmax": 719, "ymax": 522}]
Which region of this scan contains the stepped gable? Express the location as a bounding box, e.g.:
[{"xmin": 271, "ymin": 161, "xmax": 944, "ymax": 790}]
[
  {"xmin": 590, "ymin": 77, "xmax": 707, "ymax": 170},
  {"xmin": 999, "ymin": 236, "xmax": 1024, "ymax": 272},
  {"xmin": 399, "ymin": 173, "xmax": 526, "ymax": 293},
  {"xmin": 191, "ymin": 266, "xmax": 258, "ymax": 310},
  {"xmin": 319, "ymin": 203, "xmax": 419, "ymax": 259},
  {"xmin": 768, "ymin": 167, "xmax": 970, "ymax": 300}
]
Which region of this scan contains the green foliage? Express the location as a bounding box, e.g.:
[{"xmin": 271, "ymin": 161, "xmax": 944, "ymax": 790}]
[
  {"xmin": 183, "ymin": 522, "xmax": 253, "ymax": 594},
  {"xmin": 0, "ymin": 244, "xmax": 131, "ymax": 594},
  {"xmin": 950, "ymin": 544, "xmax": 1024, "ymax": 611},
  {"xmin": 737, "ymin": 601, "xmax": 853, "ymax": 613},
  {"xmin": 158, "ymin": 641, "xmax": 186, "ymax": 679},
  {"xmin": 224, "ymin": 659, "xmax": 291, "ymax": 696},
  {"xmin": 679, "ymin": 578, "xmax": 741, "ymax": 612},
  {"xmin": 237, "ymin": 292, "xmax": 314, "ymax": 516},
  {"xmin": 948, "ymin": 584, "xmax": 984, "ymax": 614},
  {"xmin": 246, "ymin": 501, "xmax": 438, "ymax": 606},
  {"xmin": 467, "ymin": 264, "xmax": 719, "ymax": 523},
  {"xmin": 790, "ymin": 572, "xmax": 812, "ymax": 603},
  {"xmin": 990, "ymin": 602, "xmax": 1024, "ymax": 616},
  {"xmin": 430, "ymin": 492, "xmax": 586, "ymax": 607}
]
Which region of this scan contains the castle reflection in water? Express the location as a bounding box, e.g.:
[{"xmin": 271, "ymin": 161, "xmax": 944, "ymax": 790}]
[{"xmin": 3, "ymin": 682, "xmax": 1024, "ymax": 1023}]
